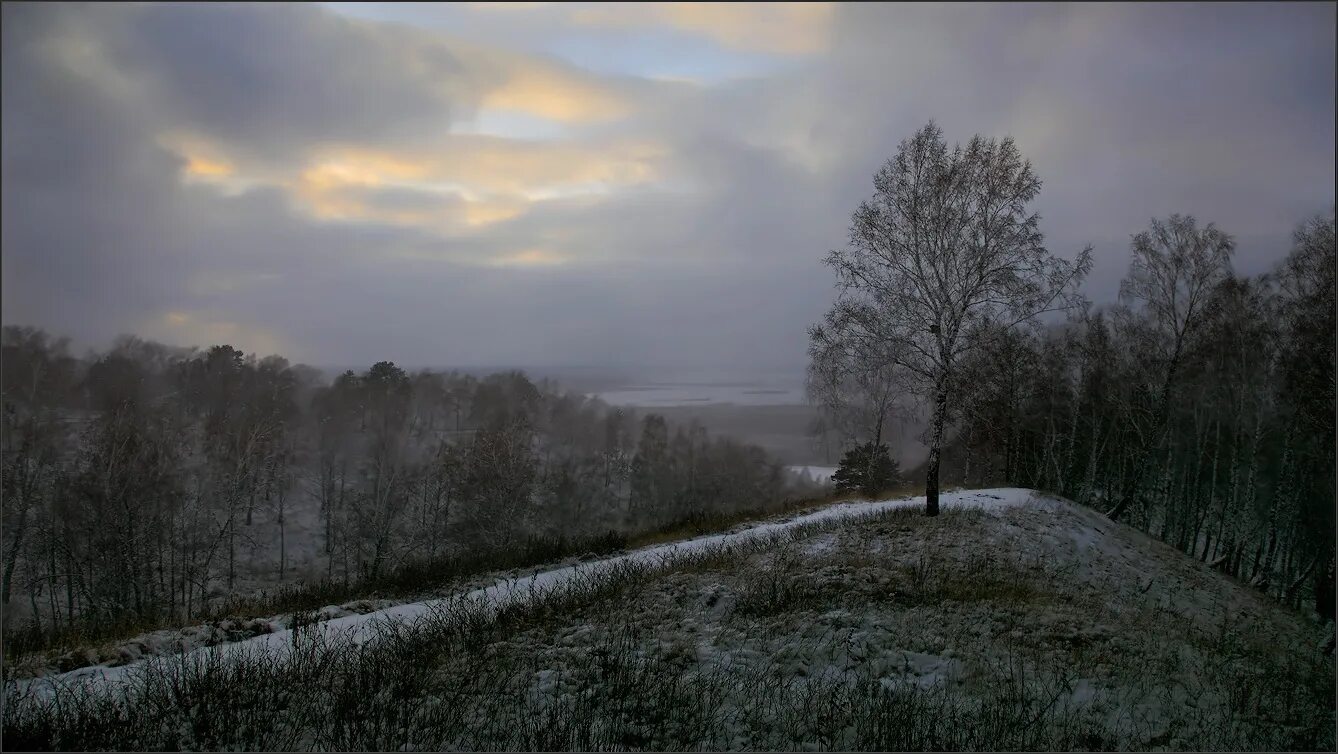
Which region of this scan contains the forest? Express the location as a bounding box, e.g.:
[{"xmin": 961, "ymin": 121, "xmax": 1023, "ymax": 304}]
[
  {"xmin": 806, "ymin": 125, "xmax": 1335, "ymax": 622},
  {"xmin": 949, "ymin": 210, "xmax": 1335, "ymax": 619},
  {"xmin": 0, "ymin": 338, "xmax": 806, "ymax": 656}
]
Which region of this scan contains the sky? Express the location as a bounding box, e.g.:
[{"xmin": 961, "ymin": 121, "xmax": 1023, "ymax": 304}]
[{"xmin": 2, "ymin": 2, "xmax": 1334, "ymax": 374}]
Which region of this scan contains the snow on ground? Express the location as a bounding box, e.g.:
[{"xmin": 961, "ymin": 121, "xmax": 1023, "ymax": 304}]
[
  {"xmin": 785, "ymin": 465, "xmax": 838, "ymax": 485},
  {"xmin": 470, "ymin": 493, "xmax": 1329, "ymax": 750},
  {"xmin": 12, "ymin": 488, "xmax": 1331, "ymax": 750},
  {"xmin": 13, "ymin": 489, "xmax": 1036, "ymax": 700},
  {"xmin": 406, "ymin": 492, "xmax": 1329, "ymax": 750},
  {"xmin": 800, "ymin": 532, "xmax": 838, "ymax": 556}
]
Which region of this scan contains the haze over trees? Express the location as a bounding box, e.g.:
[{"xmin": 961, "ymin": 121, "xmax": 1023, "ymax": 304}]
[
  {"xmin": 809, "ymin": 123, "xmax": 1335, "ymax": 620},
  {"xmin": 0, "ymin": 338, "xmax": 803, "ymax": 649}
]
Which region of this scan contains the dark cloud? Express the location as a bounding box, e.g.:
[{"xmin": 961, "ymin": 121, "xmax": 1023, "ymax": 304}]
[{"xmin": 92, "ymin": 3, "xmax": 476, "ymax": 160}]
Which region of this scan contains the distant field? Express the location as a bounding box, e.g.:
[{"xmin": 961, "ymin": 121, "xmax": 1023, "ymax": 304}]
[
  {"xmin": 654, "ymin": 403, "xmax": 832, "ymax": 466},
  {"xmin": 627, "ymin": 402, "xmax": 927, "ymax": 470},
  {"xmin": 590, "ymin": 383, "xmax": 807, "ymax": 408},
  {"xmin": 557, "ymin": 373, "xmax": 930, "ymax": 468}
]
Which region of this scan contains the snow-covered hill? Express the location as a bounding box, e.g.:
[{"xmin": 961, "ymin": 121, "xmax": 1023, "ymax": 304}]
[
  {"xmin": 13, "ymin": 488, "xmax": 1035, "ymax": 698},
  {"xmin": 7, "ymin": 488, "xmax": 1332, "ymax": 751}
]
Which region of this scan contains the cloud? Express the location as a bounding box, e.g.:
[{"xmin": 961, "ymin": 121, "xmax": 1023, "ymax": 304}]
[
  {"xmin": 487, "ymin": 248, "xmax": 570, "ymax": 268},
  {"xmin": 570, "ymin": 2, "xmax": 834, "ymax": 55},
  {"xmin": 168, "ymin": 136, "xmax": 672, "ymax": 245},
  {"xmin": 1, "ymin": 1, "xmax": 1333, "ymax": 375},
  {"xmin": 31, "ymin": 3, "xmax": 647, "ymax": 159},
  {"xmin": 143, "ymin": 309, "xmax": 290, "ymax": 360},
  {"xmin": 182, "ymin": 156, "xmax": 235, "ymax": 180},
  {"xmin": 66, "ymin": 4, "xmax": 480, "ymax": 163},
  {"xmin": 472, "ymin": 49, "xmax": 634, "ymax": 122}
]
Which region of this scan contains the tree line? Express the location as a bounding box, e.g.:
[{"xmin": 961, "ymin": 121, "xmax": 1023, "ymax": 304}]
[
  {"xmin": 810, "ymin": 120, "xmax": 1334, "ymax": 619},
  {"xmin": 952, "ymin": 213, "xmax": 1334, "ymax": 618},
  {"xmin": 0, "ymin": 337, "xmax": 800, "ymax": 642}
]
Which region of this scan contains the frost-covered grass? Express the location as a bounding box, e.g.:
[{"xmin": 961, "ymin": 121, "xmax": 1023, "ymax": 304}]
[
  {"xmin": 8, "ymin": 488, "xmax": 997, "ymax": 695},
  {"xmin": 5, "ymin": 489, "xmax": 848, "ymax": 679},
  {"xmin": 1, "ymin": 530, "xmax": 628, "ymax": 677},
  {"xmin": 4, "ymin": 492, "xmax": 1332, "ymax": 751},
  {"xmin": 2, "ymin": 486, "xmax": 908, "ymax": 684}
]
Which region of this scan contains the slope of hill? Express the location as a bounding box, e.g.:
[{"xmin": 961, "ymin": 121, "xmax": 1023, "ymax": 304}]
[
  {"xmin": 8, "ymin": 490, "xmax": 1035, "ymax": 694},
  {"xmin": 5, "ymin": 490, "xmax": 1332, "ymax": 751}
]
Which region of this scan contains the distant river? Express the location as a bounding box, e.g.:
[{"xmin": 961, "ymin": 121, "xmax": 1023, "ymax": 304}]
[{"xmin": 589, "ymin": 381, "xmax": 806, "ymax": 408}]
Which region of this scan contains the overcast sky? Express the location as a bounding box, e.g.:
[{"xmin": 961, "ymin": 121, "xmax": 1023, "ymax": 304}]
[{"xmin": 2, "ymin": 2, "xmax": 1333, "ymax": 373}]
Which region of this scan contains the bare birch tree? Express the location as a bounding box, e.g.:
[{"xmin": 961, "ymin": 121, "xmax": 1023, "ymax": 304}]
[
  {"xmin": 814, "ymin": 121, "xmax": 1091, "ymax": 515},
  {"xmin": 1106, "ymin": 214, "xmax": 1233, "ymax": 521}
]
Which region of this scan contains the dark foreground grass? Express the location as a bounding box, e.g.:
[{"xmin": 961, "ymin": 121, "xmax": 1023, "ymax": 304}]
[
  {"xmin": 2, "ymin": 486, "xmax": 867, "ymax": 671},
  {"xmin": 0, "ymin": 531, "xmax": 623, "ymax": 668},
  {"xmin": 5, "ymin": 503, "xmax": 1333, "ymax": 752},
  {"xmin": 1, "ymin": 554, "xmax": 1111, "ymax": 751}
]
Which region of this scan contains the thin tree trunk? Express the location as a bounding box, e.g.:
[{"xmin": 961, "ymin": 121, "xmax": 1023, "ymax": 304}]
[
  {"xmin": 278, "ymin": 489, "xmax": 286, "ymax": 582},
  {"xmin": 1062, "ymin": 401, "xmax": 1079, "ymax": 497},
  {"xmin": 1213, "ymin": 419, "xmax": 1242, "ymax": 563},
  {"xmin": 29, "ymin": 577, "xmax": 41, "ymax": 634},
  {"xmin": 64, "ymin": 537, "xmax": 76, "ymax": 628},
  {"xmin": 1198, "ymin": 417, "xmax": 1222, "ymax": 561},
  {"xmin": 1110, "ymin": 356, "xmax": 1182, "ymax": 522},
  {"xmin": 925, "ymin": 388, "xmax": 949, "ymax": 517},
  {"xmin": 1082, "ymin": 415, "xmax": 1101, "ymax": 504},
  {"xmin": 46, "ymin": 535, "xmax": 59, "ymax": 632},
  {"xmin": 168, "ymin": 510, "xmax": 177, "ymax": 621},
  {"xmin": 2, "ymin": 504, "xmax": 30, "ymax": 610},
  {"xmin": 1157, "ymin": 440, "xmax": 1174, "ymax": 541}
]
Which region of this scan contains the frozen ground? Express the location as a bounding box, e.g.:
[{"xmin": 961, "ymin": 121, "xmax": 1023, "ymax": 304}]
[
  {"xmin": 10, "ymin": 487, "xmax": 1331, "ymax": 751},
  {"xmin": 419, "ymin": 492, "xmax": 1332, "ymax": 749},
  {"xmin": 11, "ymin": 489, "xmax": 1035, "ymax": 699}
]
